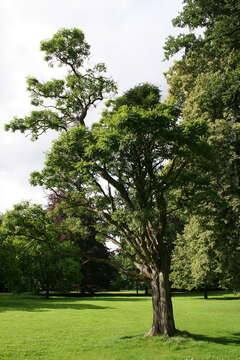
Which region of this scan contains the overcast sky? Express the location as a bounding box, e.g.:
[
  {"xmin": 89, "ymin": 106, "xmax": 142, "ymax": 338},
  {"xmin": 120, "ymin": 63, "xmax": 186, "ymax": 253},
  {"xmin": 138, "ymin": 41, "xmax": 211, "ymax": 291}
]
[{"xmin": 0, "ymin": 0, "xmax": 183, "ymax": 212}]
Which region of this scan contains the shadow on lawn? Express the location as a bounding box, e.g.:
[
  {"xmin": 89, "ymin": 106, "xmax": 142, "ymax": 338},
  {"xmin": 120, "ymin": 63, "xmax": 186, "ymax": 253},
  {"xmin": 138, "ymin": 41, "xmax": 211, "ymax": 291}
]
[
  {"xmin": 0, "ymin": 294, "xmax": 148, "ymax": 313},
  {"xmin": 175, "ymin": 291, "xmax": 240, "ymax": 301},
  {"xmin": 90, "ymin": 297, "xmax": 148, "ymax": 302},
  {"xmin": 208, "ymin": 296, "xmax": 240, "ymax": 301},
  {"xmin": 0, "ymin": 296, "xmax": 112, "ymax": 313},
  {"xmin": 182, "ymin": 331, "xmax": 240, "ymax": 346},
  {"xmin": 120, "ymin": 331, "xmax": 240, "ymax": 346}
]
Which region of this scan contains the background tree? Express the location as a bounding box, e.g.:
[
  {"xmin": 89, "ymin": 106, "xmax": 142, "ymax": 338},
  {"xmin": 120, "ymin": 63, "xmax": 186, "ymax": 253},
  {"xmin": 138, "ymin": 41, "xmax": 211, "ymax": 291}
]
[
  {"xmin": 48, "ymin": 193, "xmax": 118, "ymax": 294},
  {"xmin": 164, "ymin": 0, "xmax": 240, "ymax": 292},
  {"xmin": 171, "ymin": 216, "xmax": 222, "ymax": 299},
  {"xmin": 112, "ymin": 252, "xmax": 150, "ymax": 294},
  {"xmin": 1, "ymin": 202, "xmax": 82, "ymax": 297},
  {"xmin": 0, "ymin": 218, "xmax": 21, "ymax": 292}
]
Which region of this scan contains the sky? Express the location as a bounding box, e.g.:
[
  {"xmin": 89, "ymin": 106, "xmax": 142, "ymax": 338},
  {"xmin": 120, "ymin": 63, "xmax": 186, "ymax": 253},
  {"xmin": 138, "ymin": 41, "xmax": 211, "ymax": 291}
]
[{"xmin": 0, "ymin": 0, "xmax": 184, "ymax": 212}]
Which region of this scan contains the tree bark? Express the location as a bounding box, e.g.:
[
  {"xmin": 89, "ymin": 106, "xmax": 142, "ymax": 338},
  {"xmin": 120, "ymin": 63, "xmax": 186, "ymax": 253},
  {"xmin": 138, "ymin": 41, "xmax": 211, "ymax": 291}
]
[
  {"xmin": 204, "ymin": 288, "xmax": 208, "ymax": 299},
  {"xmin": 45, "ymin": 283, "xmax": 50, "ymax": 299},
  {"xmin": 146, "ymin": 270, "xmax": 176, "ymax": 337}
]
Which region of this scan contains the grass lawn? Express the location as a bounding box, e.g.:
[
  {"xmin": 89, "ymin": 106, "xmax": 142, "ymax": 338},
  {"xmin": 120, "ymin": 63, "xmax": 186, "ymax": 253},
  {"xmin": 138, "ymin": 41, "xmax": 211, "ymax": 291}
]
[{"xmin": 0, "ymin": 292, "xmax": 240, "ymax": 360}]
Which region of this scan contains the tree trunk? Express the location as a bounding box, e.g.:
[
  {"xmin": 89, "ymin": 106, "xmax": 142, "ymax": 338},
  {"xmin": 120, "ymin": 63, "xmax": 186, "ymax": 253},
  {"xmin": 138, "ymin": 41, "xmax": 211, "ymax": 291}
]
[
  {"xmin": 204, "ymin": 288, "xmax": 208, "ymax": 299},
  {"xmin": 45, "ymin": 284, "xmax": 50, "ymax": 299},
  {"xmin": 146, "ymin": 270, "xmax": 176, "ymax": 337},
  {"xmin": 45, "ymin": 290, "xmax": 50, "ymax": 299}
]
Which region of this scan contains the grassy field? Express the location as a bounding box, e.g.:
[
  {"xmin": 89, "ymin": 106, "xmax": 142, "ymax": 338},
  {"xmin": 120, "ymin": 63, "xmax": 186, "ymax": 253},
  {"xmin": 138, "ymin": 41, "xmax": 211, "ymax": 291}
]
[{"xmin": 0, "ymin": 292, "xmax": 240, "ymax": 360}]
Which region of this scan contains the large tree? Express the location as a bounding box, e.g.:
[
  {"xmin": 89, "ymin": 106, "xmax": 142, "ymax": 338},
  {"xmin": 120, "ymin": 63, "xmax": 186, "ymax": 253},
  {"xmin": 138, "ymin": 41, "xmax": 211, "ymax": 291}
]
[
  {"xmin": 164, "ymin": 0, "xmax": 240, "ymax": 290},
  {"xmin": 30, "ymin": 88, "xmax": 210, "ymax": 336},
  {"xmin": 6, "ymin": 28, "xmax": 210, "ymax": 336}
]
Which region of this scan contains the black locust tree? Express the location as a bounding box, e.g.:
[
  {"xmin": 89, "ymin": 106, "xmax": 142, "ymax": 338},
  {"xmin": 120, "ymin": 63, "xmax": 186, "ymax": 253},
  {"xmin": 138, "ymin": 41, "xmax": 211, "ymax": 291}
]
[
  {"xmin": 30, "ymin": 95, "xmax": 210, "ymax": 336},
  {"xmin": 6, "ymin": 28, "xmax": 210, "ymax": 336}
]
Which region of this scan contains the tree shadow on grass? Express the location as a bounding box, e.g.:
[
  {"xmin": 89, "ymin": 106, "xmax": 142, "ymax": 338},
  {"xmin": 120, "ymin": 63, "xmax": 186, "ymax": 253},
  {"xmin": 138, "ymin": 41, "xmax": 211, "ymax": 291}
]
[
  {"xmin": 90, "ymin": 297, "xmax": 149, "ymax": 302},
  {"xmin": 119, "ymin": 331, "xmax": 240, "ymax": 346},
  {"xmin": 119, "ymin": 334, "xmax": 143, "ymax": 340},
  {"xmin": 0, "ymin": 296, "xmax": 112, "ymax": 313},
  {"xmin": 174, "ymin": 291, "xmax": 240, "ymax": 301},
  {"xmin": 181, "ymin": 330, "xmax": 240, "ymax": 346},
  {"xmin": 208, "ymin": 296, "xmax": 240, "ymax": 301}
]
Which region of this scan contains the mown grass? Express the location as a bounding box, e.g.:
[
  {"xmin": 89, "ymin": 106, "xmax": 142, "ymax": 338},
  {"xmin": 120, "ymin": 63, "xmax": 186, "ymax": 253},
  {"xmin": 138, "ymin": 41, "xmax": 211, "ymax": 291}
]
[{"xmin": 0, "ymin": 292, "xmax": 239, "ymax": 360}]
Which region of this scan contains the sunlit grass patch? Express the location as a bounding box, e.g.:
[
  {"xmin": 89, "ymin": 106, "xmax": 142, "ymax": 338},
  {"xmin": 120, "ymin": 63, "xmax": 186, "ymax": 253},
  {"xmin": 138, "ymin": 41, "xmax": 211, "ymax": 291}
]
[{"xmin": 0, "ymin": 292, "xmax": 239, "ymax": 359}]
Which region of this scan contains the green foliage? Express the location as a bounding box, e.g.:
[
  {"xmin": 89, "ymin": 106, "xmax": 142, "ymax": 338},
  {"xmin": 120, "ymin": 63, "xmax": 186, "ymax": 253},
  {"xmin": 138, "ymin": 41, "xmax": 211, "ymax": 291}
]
[
  {"xmin": 47, "ymin": 193, "xmax": 118, "ymax": 294},
  {"xmin": 5, "ymin": 28, "xmax": 116, "ymax": 138},
  {"xmin": 112, "ymin": 253, "xmax": 149, "ymax": 291},
  {"xmin": 171, "ymin": 216, "xmax": 220, "ymax": 290},
  {"xmin": 0, "ymin": 239, "xmax": 20, "ymax": 291},
  {"xmin": 40, "ymin": 28, "xmax": 90, "ymax": 67},
  {"xmin": 165, "ymin": 0, "xmax": 240, "ymax": 58},
  {"xmin": 0, "ymin": 202, "xmax": 81, "ymax": 294},
  {"xmin": 165, "ymin": 0, "xmax": 240, "ymax": 291},
  {"xmin": 107, "ymin": 83, "xmax": 161, "ymax": 110}
]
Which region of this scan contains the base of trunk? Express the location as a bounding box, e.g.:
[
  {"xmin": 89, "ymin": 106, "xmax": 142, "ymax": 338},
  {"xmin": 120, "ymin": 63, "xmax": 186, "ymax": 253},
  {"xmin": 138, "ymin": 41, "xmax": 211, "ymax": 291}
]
[
  {"xmin": 148, "ymin": 270, "xmax": 176, "ymax": 337},
  {"xmin": 145, "ymin": 325, "xmax": 177, "ymax": 337}
]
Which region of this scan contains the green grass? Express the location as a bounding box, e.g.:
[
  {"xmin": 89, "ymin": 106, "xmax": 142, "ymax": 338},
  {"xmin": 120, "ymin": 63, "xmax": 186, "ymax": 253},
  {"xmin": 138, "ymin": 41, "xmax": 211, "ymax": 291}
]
[{"xmin": 0, "ymin": 292, "xmax": 240, "ymax": 360}]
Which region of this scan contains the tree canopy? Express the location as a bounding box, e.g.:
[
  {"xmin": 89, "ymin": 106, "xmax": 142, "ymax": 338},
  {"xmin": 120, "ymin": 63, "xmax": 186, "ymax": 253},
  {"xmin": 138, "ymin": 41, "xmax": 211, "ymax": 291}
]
[{"xmin": 5, "ymin": 28, "xmax": 116, "ymax": 138}]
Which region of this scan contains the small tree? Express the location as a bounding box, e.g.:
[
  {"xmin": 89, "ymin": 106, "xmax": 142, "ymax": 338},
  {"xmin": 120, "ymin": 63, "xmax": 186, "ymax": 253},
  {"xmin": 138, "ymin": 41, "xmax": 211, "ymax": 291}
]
[{"xmin": 2, "ymin": 202, "xmax": 81, "ymax": 297}]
